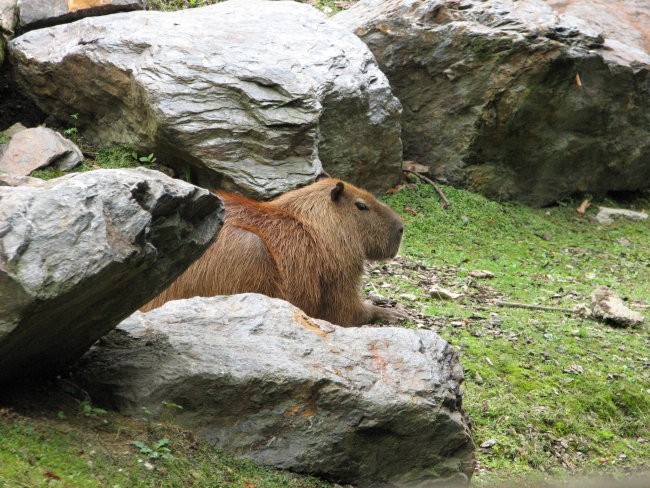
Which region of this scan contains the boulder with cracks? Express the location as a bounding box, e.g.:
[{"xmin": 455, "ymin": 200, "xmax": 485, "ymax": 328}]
[
  {"xmin": 74, "ymin": 294, "xmax": 476, "ymax": 487},
  {"xmin": 336, "ymin": 0, "xmax": 650, "ymax": 206},
  {"xmin": 0, "ymin": 168, "xmax": 223, "ymax": 383},
  {"xmin": 9, "ymin": 0, "xmax": 402, "ymax": 198}
]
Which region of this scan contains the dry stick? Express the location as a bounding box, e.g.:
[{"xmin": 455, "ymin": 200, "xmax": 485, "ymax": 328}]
[
  {"xmin": 403, "ymin": 169, "xmax": 451, "ymax": 209},
  {"xmin": 492, "ymin": 300, "xmax": 577, "ymax": 314}
]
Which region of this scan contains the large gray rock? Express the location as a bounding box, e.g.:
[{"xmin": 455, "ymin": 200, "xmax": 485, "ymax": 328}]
[
  {"xmin": 0, "ymin": 168, "xmax": 223, "ymax": 384},
  {"xmin": 9, "ymin": 0, "xmax": 402, "ymax": 198},
  {"xmin": 16, "ymin": 0, "xmax": 145, "ymax": 33},
  {"xmin": 74, "ymin": 294, "xmax": 475, "ymax": 487},
  {"xmin": 336, "ymin": 0, "xmax": 650, "ymax": 206},
  {"xmin": 0, "ymin": 126, "xmax": 83, "ymax": 175}
]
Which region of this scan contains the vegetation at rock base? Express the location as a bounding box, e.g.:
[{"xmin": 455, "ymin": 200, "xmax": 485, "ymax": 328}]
[
  {"xmin": 0, "ymin": 385, "xmax": 330, "ymax": 488},
  {"xmin": 145, "ymin": 0, "xmax": 224, "ymax": 11},
  {"xmin": 30, "ymin": 144, "xmax": 171, "ymax": 180},
  {"xmin": 145, "ymin": 0, "xmax": 352, "ymax": 15}
]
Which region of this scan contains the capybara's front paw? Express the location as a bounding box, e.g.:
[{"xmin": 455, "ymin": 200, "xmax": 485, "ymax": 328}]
[{"xmin": 365, "ymin": 302, "xmax": 409, "ymax": 324}]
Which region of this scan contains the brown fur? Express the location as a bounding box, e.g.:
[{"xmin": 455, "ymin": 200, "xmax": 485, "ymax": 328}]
[{"xmin": 141, "ymin": 178, "xmax": 404, "ymax": 326}]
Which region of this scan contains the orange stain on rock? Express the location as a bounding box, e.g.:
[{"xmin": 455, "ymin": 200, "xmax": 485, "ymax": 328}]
[
  {"xmin": 68, "ymin": 0, "xmax": 111, "ymax": 12},
  {"xmin": 293, "ymin": 310, "xmax": 328, "ymax": 337}
]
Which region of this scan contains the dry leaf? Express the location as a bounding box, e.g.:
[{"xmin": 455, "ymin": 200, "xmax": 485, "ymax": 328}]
[
  {"xmin": 575, "ymin": 73, "xmax": 582, "ymax": 87},
  {"xmin": 576, "ymin": 199, "xmax": 591, "ymax": 216},
  {"xmin": 402, "ymin": 160, "xmax": 430, "ymax": 173}
]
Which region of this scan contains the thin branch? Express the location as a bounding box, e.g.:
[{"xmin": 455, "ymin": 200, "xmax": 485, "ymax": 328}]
[
  {"xmin": 403, "ymin": 169, "xmax": 451, "ymax": 209},
  {"xmin": 491, "ymin": 300, "xmax": 577, "ymax": 314}
]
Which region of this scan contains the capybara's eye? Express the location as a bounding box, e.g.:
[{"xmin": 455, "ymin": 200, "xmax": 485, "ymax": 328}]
[{"xmin": 355, "ymin": 202, "xmax": 369, "ymax": 211}]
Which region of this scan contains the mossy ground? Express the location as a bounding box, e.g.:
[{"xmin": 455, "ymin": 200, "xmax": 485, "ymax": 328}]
[
  {"xmin": 5, "ymin": 0, "xmax": 648, "ymax": 484},
  {"xmin": 6, "ymin": 164, "xmax": 648, "ymax": 486},
  {"xmin": 0, "ymin": 385, "xmax": 329, "ymax": 488},
  {"xmin": 370, "ymin": 180, "xmax": 650, "ymax": 486}
]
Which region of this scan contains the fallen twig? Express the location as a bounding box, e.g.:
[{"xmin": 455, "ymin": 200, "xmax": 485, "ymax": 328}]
[
  {"xmin": 403, "ymin": 169, "xmax": 451, "ymax": 209},
  {"xmin": 491, "ymin": 300, "xmax": 578, "ymax": 314}
]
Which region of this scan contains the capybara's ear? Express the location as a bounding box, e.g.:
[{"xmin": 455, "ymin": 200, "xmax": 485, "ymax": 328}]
[
  {"xmin": 330, "ymin": 181, "xmax": 345, "ymax": 202},
  {"xmin": 316, "ymin": 171, "xmax": 331, "ymax": 181}
]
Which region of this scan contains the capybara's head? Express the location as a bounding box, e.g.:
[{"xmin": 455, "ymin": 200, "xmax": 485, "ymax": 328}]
[
  {"xmin": 327, "ymin": 180, "xmax": 403, "ymax": 260},
  {"xmin": 275, "ymin": 178, "xmax": 404, "ymax": 260},
  {"xmin": 297, "ymin": 179, "xmax": 400, "ymax": 261}
]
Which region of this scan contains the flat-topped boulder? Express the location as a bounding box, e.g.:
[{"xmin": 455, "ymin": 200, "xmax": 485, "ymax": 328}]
[
  {"xmin": 74, "ymin": 294, "xmax": 476, "ymax": 486},
  {"xmin": 9, "ymin": 0, "xmax": 402, "ymax": 198}
]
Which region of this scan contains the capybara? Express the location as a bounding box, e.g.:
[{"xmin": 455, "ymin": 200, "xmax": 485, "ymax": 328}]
[{"xmin": 142, "ymin": 178, "xmax": 404, "ymax": 326}]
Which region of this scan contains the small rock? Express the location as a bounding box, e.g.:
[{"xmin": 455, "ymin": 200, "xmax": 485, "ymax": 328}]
[
  {"xmin": 480, "ymin": 439, "xmax": 497, "ymax": 449},
  {"xmin": 576, "ymin": 199, "xmax": 591, "ymax": 216},
  {"xmin": 595, "ymin": 207, "xmax": 648, "ymax": 225},
  {"xmin": 591, "ymin": 287, "xmax": 644, "ymax": 327},
  {"xmin": 3, "ymin": 122, "xmax": 27, "ymax": 138},
  {"xmin": 429, "ymin": 286, "xmax": 463, "ymax": 300},
  {"xmin": 0, "ymin": 173, "xmax": 46, "ymax": 187},
  {"xmin": 488, "ymin": 314, "xmax": 503, "ymax": 327},
  {"xmin": 468, "ymin": 270, "xmax": 495, "ymax": 279},
  {"xmin": 617, "ymin": 237, "xmax": 631, "ymax": 247},
  {"xmin": 0, "ymin": 127, "xmax": 83, "ymax": 175},
  {"xmin": 399, "ymin": 293, "xmax": 417, "ymax": 301},
  {"xmin": 563, "ymin": 364, "xmax": 585, "ymax": 375}
]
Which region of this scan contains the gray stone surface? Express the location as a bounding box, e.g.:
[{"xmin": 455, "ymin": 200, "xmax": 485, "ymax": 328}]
[
  {"xmin": 0, "ymin": 172, "xmax": 45, "ymax": 187},
  {"xmin": 0, "ymin": 0, "xmax": 16, "ymax": 36},
  {"xmin": 74, "ymin": 294, "xmax": 475, "ymax": 486},
  {"xmin": 594, "ymin": 206, "xmax": 648, "ymax": 225},
  {"xmin": 0, "ymin": 127, "xmax": 83, "ymax": 175},
  {"xmin": 0, "ymin": 168, "xmax": 223, "ymax": 384},
  {"xmin": 9, "ymin": 0, "xmax": 402, "ymax": 198},
  {"xmin": 591, "ymin": 287, "xmax": 644, "ymax": 327},
  {"xmin": 3, "ymin": 122, "xmax": 26, "ymax": 137},
  {"xmin": 17, "ymin": 0, "xmax": 144, "ymax": 33},
  {"xmin": 336, "ymin": 0, "xmax": 650, "ymax": 206}
]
